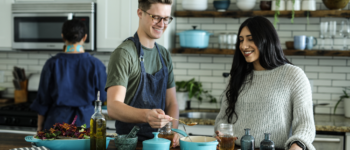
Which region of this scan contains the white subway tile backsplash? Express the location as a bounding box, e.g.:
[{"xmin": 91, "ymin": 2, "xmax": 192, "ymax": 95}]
[
  {"xmin": 331, "ymin": 107, "xmax": 344, "ymax": 115},
  {"xmin": 292, "ymin": 31, "xmax": 319, "ymax": 37},
  {"xmin": 214, "ymin": 18, "xmax": 239, "ymax": 24},
  {"xmin": 212, "ymin": 83, "xmax": 227, "ymax": 90},
  {"xmin": 0, "ymin": 59, "xmax": 17, "ymax": 64},
  {"xmin": 202, "ymin": 24, "xmax": 226, "ymax": 30},
  {"xmin": 348, "ymin": 60, "xmax": 350, "ymax": 66},
  {"xmin": 314, "ymin": 107, "xmax": 331, "ymax": 114},
  {"xmin": 0, "ymin": 65, "xmax": 6, "ymax": 70},
  {"xmin": 348, "ymin": 74, "xmax": 350, "ymax": 80},
  {"xmin": 292, "ymin": 59, "xmax": 318, "ymax": 65},
  {"xmin": 173, "ymin": 69, "xmax": 187, "ymax": 75},
  {"xmin": 332, "ymin": 80, "xmax": 350, "ymax": 87},
  {"xmin": 18, "ymin": 59, "xmax": 38, "ymax": 65},
  {"xmin": 176, "ymin": 63, "xmax": 199, "ymax": 69},
  {"xmin": 305, "ymin": 72, "xmax": 318, "ymax": 79},
  {"xmin": 312, "ymin": 93, "xmax": 331, "ymax": 100},
  {"xmin": 213, "ymin": 70, "xmax": 230, "ymax": 76},
  {"xmin": 189, "ymin": 18, "xmax": 214, "ymax": 23},
  {"xmin": 8, "ymin": 53, "xmax": 28, "ymax": 59},
  {"xmin": 319, "ymin": 60, "xmax": 347, "ymax": 66},
  {"xmin": 188, "ymin": 57, "xmax": 212, "ymax": 63},
  {"xmin": 333, "ymin": 67, "xmax": 350, "ymax": 73},
  {"xmin": 199, "ymin": 76, "xmax": 224, "ymax": 83},
  {"xmin": 279, "ymin": 24, "xmax": 306, "ymax": 31},
  {"xmin": 331, "ymin": 94, "xmax": 344, "ymax": 100},
  {"xmin": 176, "ymin": 24, "xmax": 201, "ymax": 30},
  {"xmin": 319, "ymin": 73, "xmax": 346, "ymax": 80},
  {"xmin": 305, "ymin": 66, "xmax": 332, "ymax": 72},
  {"xmin": 200, "ymin": 63, "xmax": 225, "ymax": 70},
  {"xmin": 318, "ymin": 87, "xmax": 345, "ymax": 94},
  {"xmin": 226, "ymin": 24, "xmax": 241, "ymax": 30},
  {"xmin": 28, "ymin": 53, "xmax": 50, "ymax": 59},
  {"xmin": 39, "ymin": 60, "xmax": 47, "ymax": 65},
  {"xmin": 213, "ymin": 57, "xmax": 232, "ymax": 63},
  {"xmin": 188, "ymin": 70, "xmax": 212, "ymax": 76},
  {"xmin": 277, "ymin": 31, "xmax": 292, "ymax": 37},
  {"xmin": 176, "ymin": 17, "xmax": 188, "ymax": 23},
  {"xmin": 306, "ymin": 25, "xmax": 320, "ymax": 31},
  {"xmin": 0, "ymin": 53, "xmax": 7, "ymax": 58},
  {"xmin": 28, "ymin": 65, "xmax": 43, "ymax": 71},
  {"xmin": 312, "ymin": 80, "xmax": 332, "ymax": 86},
  {"xmin": 174, "ymin": 75, "xmax": 199, "ymax": 81},
  {"xmin": 171, "ymin": 55, "xmax": 187, "ymax": 62}
]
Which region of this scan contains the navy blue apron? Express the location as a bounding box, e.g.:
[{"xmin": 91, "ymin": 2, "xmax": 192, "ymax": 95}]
[{"xmin": 115, "ymin": 32, "xmax": 168, "ymax": 141}]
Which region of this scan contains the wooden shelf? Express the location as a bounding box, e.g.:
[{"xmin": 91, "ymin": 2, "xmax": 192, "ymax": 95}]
[
  {"xmin": 174, "ymin": 10, "xmax": 350, "ymax": 18},
  {"xmin": 172, "ymin": 48, "xmax": 350, "ymax": 56}
]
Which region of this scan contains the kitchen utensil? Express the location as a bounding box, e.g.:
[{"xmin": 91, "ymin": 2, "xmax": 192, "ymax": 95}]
[
  {"xmin": 339, "ymin": 20, "xmax": 350, "ymax": 50},
  {"xmin": 322, "ymin": 0, "xmax": 349, "ymax": 10},
  {"xmin": 182, "ymin": 0, "xmax": 208, "ymax": 11},
  {"xmin": 301, "ymin": 0, "xmax": 316, "ymax": 11},
  {"xmin": 294, "ymin": 35, "xmax": 307, "ymax": 50},
  {"xmin": 286, "ymin": 0, "xmax": 300, "ymax": 11},
  {"xmin": 285, "ymin": 41, "xmax": 294, "ymax": 49},
  {"xmin": 227, "ymin": 33, "xmax": 237, "ymax": 49},
  {"xmin": 177, "ymin": 26, "xmax": 212, "ymax": 49},
  {"xmin": 218, "ymin": 123, "xmax": 235, "ymax": 150},
  {"xmin": 142, "ymin": 132, "xmax": 171, "ymax": 150},
  {"xmin": 319, "ymin": 22, "xmax": 328, "ymax": 50},
  {"xmin": 260, "ymin": 1, "xmax": 272, "ymax": 10},
  {"xmin": 115, "ymin": 134, "xmax": 138, "ymax": 150},
  {"xmin": 306, "ymin": 36, "xmax": 318, "ymax": 50},
  {"xmin": 237, "ymin": 0, "xmax": 256, "ymax": 11},
  {"xmin": 329, "ymin": 21, "xmax": 337, "ymax": 50},
  {"xmin": 213, "ymin": 0, "xmax": 231, "ymax": 12},
  {"xmin": 13, "ymin": 79, "xmax": 21, "ymax": 90},
  {"xmin": 272, "ymin": 0, "xmax": 285, "ymax": 11},
  {"xmin": 171, "ymin": 128, "xmax": 219, "ymax": 150},
  {"xmin": 25, "ymin": 136, "xmax": 114, "ymax": 150}
]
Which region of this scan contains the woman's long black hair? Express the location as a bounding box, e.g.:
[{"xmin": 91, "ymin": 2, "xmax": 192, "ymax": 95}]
[{"xmin": 225, "ymin": 16, "xmax": 292, "ymax": 123}]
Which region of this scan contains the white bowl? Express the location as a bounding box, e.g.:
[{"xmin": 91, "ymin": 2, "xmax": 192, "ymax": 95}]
[
  {"xmin": 271, "ymin": 0, "xmax": 285, "ymax": 11},
  {"xmin": 301, "ymin": 0, "xmax": 316, "ymax": 11},
  {"xmin": 237, "ymin": 1, "xmax": 256, "ymax": 11},
  {"xmin": 182, "ymin": 0, "xmax": 208, "ymax": 11}
]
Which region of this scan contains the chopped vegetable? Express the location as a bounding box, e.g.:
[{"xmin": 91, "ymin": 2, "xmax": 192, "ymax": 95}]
[{"xmin": 35, "ymin": 115, "xmax": 90, "ymax": 140}]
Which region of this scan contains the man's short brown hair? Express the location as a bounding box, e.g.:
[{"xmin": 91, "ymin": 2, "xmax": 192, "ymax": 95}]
[{"xmin": 138, "ymin": 0, "xmax": 172, "ymax": 11}]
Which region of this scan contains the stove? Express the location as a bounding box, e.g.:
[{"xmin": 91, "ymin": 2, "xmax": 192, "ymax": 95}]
[{"xmin": 0, "ymin": 102, "xmax": 37, "ymax": 127}]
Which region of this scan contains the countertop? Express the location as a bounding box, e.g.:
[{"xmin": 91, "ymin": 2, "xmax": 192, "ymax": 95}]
[{"xmin": 176, "ymin": 109, "xmax": 350, "ymax": 132}]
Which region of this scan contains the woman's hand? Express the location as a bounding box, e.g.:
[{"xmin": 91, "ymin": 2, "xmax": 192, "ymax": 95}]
[
  {"xmin": 171, "ymin": 133, "xmax": 180, "ymax": 148},
  {"xmin": 215, "ymin": 130, "xmax": 238, "ymax": 150}
]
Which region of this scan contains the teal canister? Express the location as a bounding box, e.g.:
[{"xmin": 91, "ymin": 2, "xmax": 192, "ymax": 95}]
[
  {"xmin": 143, "ymin": 132, "xmax": 171, "ymax": 150},
  {"xmin": 241, "ymin": 128, "xmax": 255, "ymax": 150}
]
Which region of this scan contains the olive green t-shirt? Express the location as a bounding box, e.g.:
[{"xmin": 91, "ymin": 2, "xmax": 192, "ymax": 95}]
[{"xmin": 105, "ymin": 40, "xmax": 175, "ymax": 105}]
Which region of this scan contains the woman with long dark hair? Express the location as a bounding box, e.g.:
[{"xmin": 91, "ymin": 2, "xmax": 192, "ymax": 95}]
[{"xmin": 214, "ymin": 16, "xmax": 315, "ymax": 150}]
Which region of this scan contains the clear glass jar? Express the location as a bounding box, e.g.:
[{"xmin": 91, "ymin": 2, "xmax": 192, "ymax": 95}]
[
  {"xmin": 218, "ymin": 123, "xmax": 235, "ymax": 150},
  {"xmin": 158, "ymin": 122, "xmax": 174, "ymax": 146}
]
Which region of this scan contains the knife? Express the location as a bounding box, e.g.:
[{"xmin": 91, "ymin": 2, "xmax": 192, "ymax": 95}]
[{"xmin": 13, "ymin": 79, "xmax": 21, "ymax": 90}]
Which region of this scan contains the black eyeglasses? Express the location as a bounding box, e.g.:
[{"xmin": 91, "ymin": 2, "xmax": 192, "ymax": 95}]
[{"xmin": 142, "ymin": 10, "xmax": 173, "ymax": 25}]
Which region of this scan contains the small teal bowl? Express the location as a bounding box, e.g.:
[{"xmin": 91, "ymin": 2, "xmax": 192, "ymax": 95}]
[
  {"xmin": 214, "ymin": 0, "xmax": 231, "ymax": 12},
  {"xmin": 25, "ymin": 136, "xmax": 114, "ymax": 150}
]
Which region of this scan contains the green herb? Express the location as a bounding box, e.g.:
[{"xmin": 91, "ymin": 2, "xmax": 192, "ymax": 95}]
[
  {"xmin": 291, "ymin": 0, "xmax": 295, "ymax": 23},
  {"xmin": 274, "ymin": 0, "xmax": 281, "ymax": 26},
  {"xmin": 334, "ymin": 87, "xmax": 350, "ymax": 114},
  {"xmin": 176, "ymin": 78, "xmax": 217, "ymax": 103}
]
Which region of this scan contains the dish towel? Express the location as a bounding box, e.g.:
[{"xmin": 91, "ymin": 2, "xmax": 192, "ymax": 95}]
[{"xmin": 10, "ymin": 146, "xmax": 50, "ymax": 150}]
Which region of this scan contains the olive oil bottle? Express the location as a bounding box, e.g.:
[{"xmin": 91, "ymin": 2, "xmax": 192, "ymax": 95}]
[{"xmin": 90, "ymin": 91, "xmax": 106, "ymax": 150}]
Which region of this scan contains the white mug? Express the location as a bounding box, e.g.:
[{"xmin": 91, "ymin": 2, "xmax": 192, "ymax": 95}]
[
  {"xmin": 286, "ymin": 0, "xmax": 300, "ymax": 11},
  {"xmin": 301, "ymin": 0, "xmax": 316, "ymax": 11}
]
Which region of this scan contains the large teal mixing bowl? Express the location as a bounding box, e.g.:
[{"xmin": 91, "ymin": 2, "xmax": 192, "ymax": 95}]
[
  {"xmin": 25, "ymin": 136, "xmax": 114, "ymax": 150},
  {"xmin": 172, "ymin": 129, "xmax": 218, "ymax": 150}
]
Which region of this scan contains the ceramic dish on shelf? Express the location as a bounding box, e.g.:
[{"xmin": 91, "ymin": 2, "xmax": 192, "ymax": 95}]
[
  {"xmin": 213, "ymin": 0, "xmax": 231, "ymax": 12},
  {"xmin": 182, "ymin": 0, "xmax": 208, "ymax": 11},
  {"xmin": 237, "ymin": 0, "xmax": 256, "ymax": 11},
  {"xmin": 25, "ymin": 136, "xmax": 114, "ymax": 150}
]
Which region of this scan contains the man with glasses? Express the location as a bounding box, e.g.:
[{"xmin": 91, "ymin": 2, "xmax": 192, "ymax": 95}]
[{"xmin": 105, "ymin": 0, "xmax": 179, "ymax": 147}]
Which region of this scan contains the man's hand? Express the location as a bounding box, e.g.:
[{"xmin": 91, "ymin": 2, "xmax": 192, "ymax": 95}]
[
  {"xmin": 289, "ymin": 143, "xmax": 303, "ymax": 150},
  {"xmin": 172, "ymin": 133, "xmax": 180, "ymax": 148},
  {"xmin": 146, "ymin": 109, "xmax": 171, "ymax": 128}
]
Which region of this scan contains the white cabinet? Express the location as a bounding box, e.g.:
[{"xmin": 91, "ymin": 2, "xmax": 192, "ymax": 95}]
[
  {"xmin": 313, "ymin": 134, "xmax": 344, "ymax": 150},
  {"xmin": 96, "ymin": 0, "xmax": 138, "ymax": 51},
  {"xmin": 346, "ymin": 132, "xmax": 350, "ymax": 150},
  {"xmin": 96, "ymin": 0, "xmax": 175, "ymax": 51},
  {"xmin": 0, "ymin": 0, "xmax": 14, "ymax": 48}
]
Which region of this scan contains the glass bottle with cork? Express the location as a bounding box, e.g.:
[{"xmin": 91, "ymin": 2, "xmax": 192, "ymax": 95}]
[{"xmin": 90, "ymin": 91, "xmax": 106, "ymax": 150}]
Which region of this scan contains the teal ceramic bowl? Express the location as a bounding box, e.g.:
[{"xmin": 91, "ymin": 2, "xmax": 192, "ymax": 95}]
[
  {"xmin": 25, "ymin": 136, "xmax": 114, "ymax": 150},
  {"xmin": 115, "ymin": 134, "xmax": 138, "ymax": 150}
]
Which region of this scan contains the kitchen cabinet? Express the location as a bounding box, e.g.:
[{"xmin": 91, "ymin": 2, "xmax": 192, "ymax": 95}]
[
  {"xmin": 96, "ymin": 0, "xmax": 175, "ymax": 51},
  {"xmin": 347, "ymin": 132, "xmax": 350, "ymax": 150},
  {"xmin": 0, "ymin": 0, "xmax": 14, "ymax": 48}
]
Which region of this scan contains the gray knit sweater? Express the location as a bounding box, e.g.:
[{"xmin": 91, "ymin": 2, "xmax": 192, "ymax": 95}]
[{"xmin": 214, "ymin": 64, "xmax": 315, "ymax": 150}]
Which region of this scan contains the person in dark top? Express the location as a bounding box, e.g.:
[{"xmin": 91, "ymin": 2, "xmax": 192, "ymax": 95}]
[{"xmin": 30, "ymin": 19, "xmax": 107, "ymax": 131}]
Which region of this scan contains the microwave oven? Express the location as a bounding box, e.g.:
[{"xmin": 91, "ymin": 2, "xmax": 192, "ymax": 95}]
[{"xmin": 11, "ymin": 2, "xmax": 96, "ymax": 50}]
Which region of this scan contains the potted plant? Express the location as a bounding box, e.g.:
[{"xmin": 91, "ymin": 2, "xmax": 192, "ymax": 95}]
[
  {"xmin": 175, "ymin": 78, "xmax": 217, "ymax": 110},
  {"xmin": 273, "ymin": 0, "xmax": 297, "ymax": 26},
  {"xmin": 334, "ymin": 87, "xmax": 350, "ymax": 117}
]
